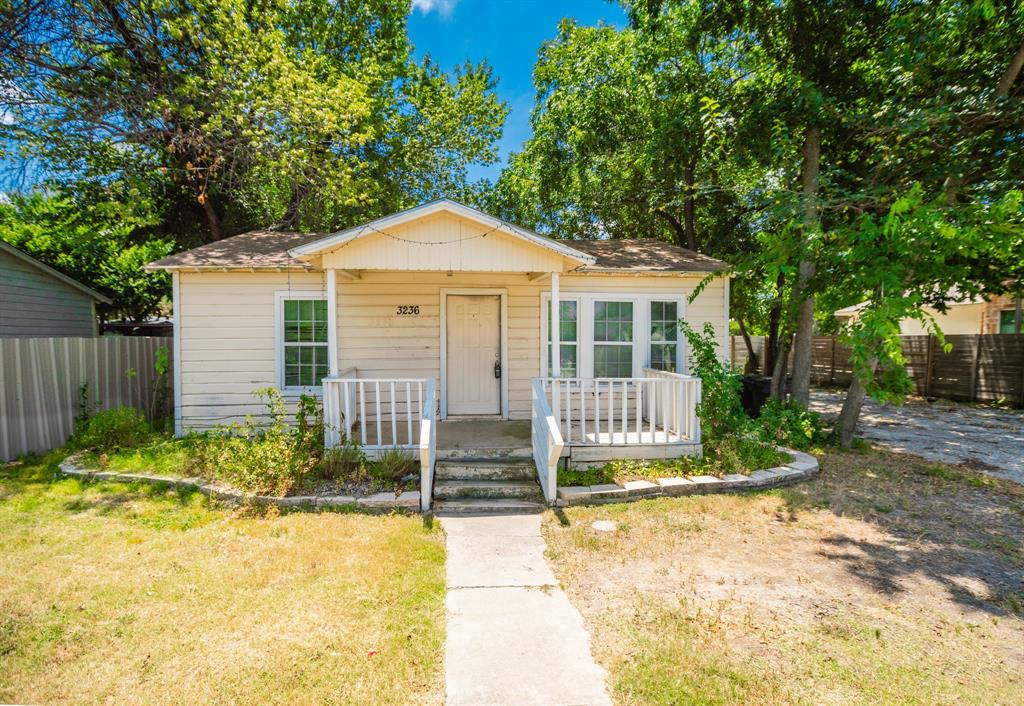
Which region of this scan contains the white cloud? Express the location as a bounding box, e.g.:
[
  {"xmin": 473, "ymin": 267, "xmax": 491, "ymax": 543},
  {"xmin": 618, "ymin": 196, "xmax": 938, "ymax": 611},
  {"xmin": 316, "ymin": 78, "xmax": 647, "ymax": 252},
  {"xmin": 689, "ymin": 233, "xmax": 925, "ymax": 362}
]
[{"xmin": 411, "ymin": 0, "xmax": 457, "ymax": 18}]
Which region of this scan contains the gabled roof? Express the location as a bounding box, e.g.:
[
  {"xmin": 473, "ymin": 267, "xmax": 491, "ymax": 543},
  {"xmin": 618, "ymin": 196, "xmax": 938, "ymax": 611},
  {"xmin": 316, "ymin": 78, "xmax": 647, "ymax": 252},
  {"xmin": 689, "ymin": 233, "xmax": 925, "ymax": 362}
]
[
  {"xmin": 0, "ymin": 239, "xmax": 112, "ymax": 303},
  {"xmin": 287, "ymin": 199, "xmax": 598, "ymax": 265},
  {"xmin": 145, "ymin": 201, "xmax": 731, "ymax": 274}
]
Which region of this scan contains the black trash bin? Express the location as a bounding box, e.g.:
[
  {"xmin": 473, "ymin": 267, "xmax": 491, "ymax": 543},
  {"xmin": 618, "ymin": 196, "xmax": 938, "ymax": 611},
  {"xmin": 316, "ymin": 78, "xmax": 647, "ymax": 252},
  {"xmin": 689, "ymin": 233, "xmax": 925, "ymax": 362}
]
[{"xmin": 740, "ymin": 375, "xmax": 772, "ymax": 418}]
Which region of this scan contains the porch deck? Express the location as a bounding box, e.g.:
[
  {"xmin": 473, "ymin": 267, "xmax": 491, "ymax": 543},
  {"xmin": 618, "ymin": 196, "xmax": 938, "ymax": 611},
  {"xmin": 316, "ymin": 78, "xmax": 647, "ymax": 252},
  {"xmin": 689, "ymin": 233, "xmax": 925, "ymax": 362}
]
[{"xmin": 354, "ymin": 419, "xmax": 700, "ymax": 463}]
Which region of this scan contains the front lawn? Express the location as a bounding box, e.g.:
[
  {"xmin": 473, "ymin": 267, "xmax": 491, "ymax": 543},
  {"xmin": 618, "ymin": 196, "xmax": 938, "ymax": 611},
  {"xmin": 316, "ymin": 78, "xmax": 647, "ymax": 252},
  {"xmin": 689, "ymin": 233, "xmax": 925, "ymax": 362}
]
[
  {"xmin": 543, "ymin": 446, "xmax": 1024, "ymax": 705},
  {"xmin": 0, "ymin": 451, "xmax": 446, "ymax": 705}
]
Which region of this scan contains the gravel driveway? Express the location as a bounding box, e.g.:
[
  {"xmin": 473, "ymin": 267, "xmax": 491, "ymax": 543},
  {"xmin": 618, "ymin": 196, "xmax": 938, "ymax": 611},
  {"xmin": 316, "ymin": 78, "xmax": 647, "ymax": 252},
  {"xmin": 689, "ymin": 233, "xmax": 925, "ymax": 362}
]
[{"xmin": 810, "ymin": 390, "xmax": 1024, "ymax": 485}]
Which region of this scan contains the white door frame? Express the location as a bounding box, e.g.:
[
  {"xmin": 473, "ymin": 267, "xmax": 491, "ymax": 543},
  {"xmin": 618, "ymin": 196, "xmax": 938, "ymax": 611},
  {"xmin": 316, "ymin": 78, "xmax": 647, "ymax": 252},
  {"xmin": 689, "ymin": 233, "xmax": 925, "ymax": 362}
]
[{"xmin": 439, "ymin": 288, "xmax": 509, "ymax": 420}]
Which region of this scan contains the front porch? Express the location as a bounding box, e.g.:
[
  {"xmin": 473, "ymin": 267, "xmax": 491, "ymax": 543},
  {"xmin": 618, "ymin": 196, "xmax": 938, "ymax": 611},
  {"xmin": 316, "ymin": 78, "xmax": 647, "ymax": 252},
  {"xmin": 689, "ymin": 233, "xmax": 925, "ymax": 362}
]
[{"xmin": 321, "ymin": 371, "xmax": 702, "ymax": 512}]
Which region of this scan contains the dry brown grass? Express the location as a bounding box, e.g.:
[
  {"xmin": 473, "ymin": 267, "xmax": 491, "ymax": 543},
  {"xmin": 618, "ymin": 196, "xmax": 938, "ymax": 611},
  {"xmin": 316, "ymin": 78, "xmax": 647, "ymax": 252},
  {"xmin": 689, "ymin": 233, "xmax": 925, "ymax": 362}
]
[
  {"xmin": 0, "ymin": 451, "xmax": 445, "ymax": 705},
  {"xmin": 543, "ymin": 446, "xmax": 1024, "ymax": 706}
]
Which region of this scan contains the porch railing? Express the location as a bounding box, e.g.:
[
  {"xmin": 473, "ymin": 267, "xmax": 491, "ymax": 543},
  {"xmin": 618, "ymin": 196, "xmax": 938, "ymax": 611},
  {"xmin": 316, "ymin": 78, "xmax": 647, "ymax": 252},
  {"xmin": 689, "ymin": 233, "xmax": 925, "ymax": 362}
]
[
  {"xmin": 542, "ymin": 369, "xmax": 701, "ymax": 445},
  {"xmin": 531, "ymin": 378, "xmax": 564, "ymax": 503},
  {"xmin": 322, "ymin": 375, "xmax": 430, "ymax": 451},
  {"xmin": 419, "ymin": 379, "xmax": 437, "ymax": 512},
  {"xmin": 323, "ymin": 374, "xmax": 436, "ymax": 511}
]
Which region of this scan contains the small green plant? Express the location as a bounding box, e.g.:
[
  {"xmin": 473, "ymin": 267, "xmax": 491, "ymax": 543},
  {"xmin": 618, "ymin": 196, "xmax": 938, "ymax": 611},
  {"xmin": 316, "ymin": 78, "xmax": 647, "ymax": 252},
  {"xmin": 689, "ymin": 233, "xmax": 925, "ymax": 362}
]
[
  {"xmin": 678, "ymin": 435, "xmax": 787, "ymax": 477},
  {"xmin": 320, "ymin": 440, "xmax": 367, "ymax": 482},
  {"xmin": 294, "ymin": 393, "xmax": 325, "ymax": 461},
  {"xmin": 756, "ymin": 399, "xmax": 828, "ymax": 450},
  {"xmin": 76, "ymin": 382, "xmax": 99, "ymax": 424},
  {"xmin": 558, "ymin": 464, "xmax": 615, "ymax": 487},
  {"xmin": 187, "ymin": 389, "xmax": 317, "ymax": 496},
  {"xmin": 71, "ymin": 406, "xmax": 150, "ymax": 451},
  {"xmin": 150, "ymin": 346, "xmax": 172, "ymax": 429},
  {"xmin": 369, "ymin": 447, "xmax": 416, "ymax": 489},
  {"xmin": 680, "ymin": 321, "xmax": 745, "ymax": 439}
]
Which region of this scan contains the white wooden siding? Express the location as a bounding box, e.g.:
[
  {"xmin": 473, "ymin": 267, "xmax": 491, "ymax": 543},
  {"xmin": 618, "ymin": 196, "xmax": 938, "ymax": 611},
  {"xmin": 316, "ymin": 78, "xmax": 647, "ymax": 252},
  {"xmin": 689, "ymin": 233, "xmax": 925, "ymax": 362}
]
[{"xmin": 175, "ymin": 269, "xmax": 728, "ymax": 428}]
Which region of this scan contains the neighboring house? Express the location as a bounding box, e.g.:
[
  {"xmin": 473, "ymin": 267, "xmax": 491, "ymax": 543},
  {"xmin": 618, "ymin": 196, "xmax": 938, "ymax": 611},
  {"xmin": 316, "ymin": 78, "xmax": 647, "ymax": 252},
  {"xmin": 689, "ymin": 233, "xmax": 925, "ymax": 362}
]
[
  {"xmin": 835, "ymin": 294, "xmax": 1023, "ymax": 336},
  {"xmin": 148, "ymin": 200, "xmax": 729, "ymax": 510},
  {"xmin": 0, "ymin": 239, "xmax": 111, "ymax": 337}
]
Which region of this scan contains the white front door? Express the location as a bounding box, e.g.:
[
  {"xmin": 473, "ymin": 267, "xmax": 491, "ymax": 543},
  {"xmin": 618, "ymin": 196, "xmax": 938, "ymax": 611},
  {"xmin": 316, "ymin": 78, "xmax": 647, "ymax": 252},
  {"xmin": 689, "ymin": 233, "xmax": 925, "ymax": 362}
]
[{"xmin": 446, "ymin": 295, "xmax": 501, "ymax": 415}]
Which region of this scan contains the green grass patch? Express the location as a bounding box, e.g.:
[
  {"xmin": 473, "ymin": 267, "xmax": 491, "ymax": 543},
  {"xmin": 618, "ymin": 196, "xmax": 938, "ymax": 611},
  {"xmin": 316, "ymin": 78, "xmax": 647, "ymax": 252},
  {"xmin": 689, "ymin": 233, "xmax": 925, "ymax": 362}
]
[{"xmin": 0, "ymin": 448, "xmax": 446, "ymax": 705}]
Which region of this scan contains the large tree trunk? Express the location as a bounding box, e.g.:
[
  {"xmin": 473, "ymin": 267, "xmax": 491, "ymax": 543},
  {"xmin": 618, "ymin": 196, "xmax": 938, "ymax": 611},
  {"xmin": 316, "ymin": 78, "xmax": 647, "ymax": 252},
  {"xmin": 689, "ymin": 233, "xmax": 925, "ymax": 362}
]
[
  {"xmin": 682, "ymin": 165, "xmax": 697, "ymax": 251},
  {"xmin": 837, "ymin": 357, "xmax": 878, "ymax": 448},
  {"xmin": 655, "ymin": 208, "xmax": 687, "ymax": 249},
  {"xmin": 200, "ymin": 194, "xmax": 223, "ymax": 241},
  {"xmin": 737, "ymin": 317, "xmax": 758, "ymax": 374},
  {"xmin": 790, "ymin": 126, "xmax": 821, "ymax": 407},
  {"xmin": 764, "ymin": 271, "xmax": 785, "ymax": 375},
  {"xmin": 770, "ymin": 336, "xmax": 791, "ymax": 400}
]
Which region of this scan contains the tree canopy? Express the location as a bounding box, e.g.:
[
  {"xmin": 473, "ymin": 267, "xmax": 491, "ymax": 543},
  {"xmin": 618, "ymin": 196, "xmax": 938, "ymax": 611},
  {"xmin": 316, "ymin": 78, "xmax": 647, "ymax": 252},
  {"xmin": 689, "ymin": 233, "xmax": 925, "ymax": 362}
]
[{"xmin": 493, "ymin": 0, "xmax": 1024, "ymax": 442}]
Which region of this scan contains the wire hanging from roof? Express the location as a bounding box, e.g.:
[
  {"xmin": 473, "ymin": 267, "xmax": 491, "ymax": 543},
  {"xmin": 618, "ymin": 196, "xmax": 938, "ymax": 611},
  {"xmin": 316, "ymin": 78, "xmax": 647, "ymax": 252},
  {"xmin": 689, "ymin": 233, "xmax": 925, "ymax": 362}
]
[{"xmin": 357, "ymin": 220, "xmax": 512, "ymax": 245}]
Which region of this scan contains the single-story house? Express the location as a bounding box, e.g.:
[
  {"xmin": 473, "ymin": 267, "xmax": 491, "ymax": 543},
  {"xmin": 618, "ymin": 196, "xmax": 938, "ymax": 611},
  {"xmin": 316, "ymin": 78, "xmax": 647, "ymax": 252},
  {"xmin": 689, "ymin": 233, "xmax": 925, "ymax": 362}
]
[
  {"xmin": 0, "ymin": 239, "xmax": 111, "ymax": 337},
  {"xmin": 835, "ymin": 293, "xmax": 1023, "ymax": 336},
  {"xmin": 148, "ymin": 200, "xmax": 730, "ymax": 511}
]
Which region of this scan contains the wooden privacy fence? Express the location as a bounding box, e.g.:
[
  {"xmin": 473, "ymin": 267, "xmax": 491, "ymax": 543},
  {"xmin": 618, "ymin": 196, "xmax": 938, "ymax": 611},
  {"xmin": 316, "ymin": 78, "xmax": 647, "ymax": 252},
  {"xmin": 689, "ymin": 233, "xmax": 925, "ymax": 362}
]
[
  {"xmin": 732, "ymin": 333, "xmax": 1024, "ymax": 406},
  {"xmin": 0, "ymin": 337, "xmax": 173, "ymax": 461}
]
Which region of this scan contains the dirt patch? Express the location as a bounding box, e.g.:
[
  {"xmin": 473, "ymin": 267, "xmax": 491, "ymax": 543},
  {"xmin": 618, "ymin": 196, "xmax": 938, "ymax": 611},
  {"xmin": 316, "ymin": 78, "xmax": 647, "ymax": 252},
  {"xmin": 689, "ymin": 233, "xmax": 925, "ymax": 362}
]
[
  {"xmin": 543, "ymin": 447, "xmax": 1024, "ymax": 705},
  {"xmin": 811, "ymin": 390, "xmax": 1024, "ymax": 484}
]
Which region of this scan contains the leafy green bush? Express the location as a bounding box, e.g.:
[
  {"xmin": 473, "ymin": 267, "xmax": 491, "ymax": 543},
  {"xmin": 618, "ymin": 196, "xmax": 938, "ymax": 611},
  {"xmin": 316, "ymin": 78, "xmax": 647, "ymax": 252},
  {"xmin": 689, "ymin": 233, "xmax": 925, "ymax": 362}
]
[
  {"xmin": 71, "ymin": 406, "xmax": 151, "ymax": 451},
  {"xmin": 681, "ymin": 435, "xmax": 787, "ymax": 476},
  {"xmin": 575, "ymin": 435, "xmax": 787, "ymax": 484},
  {"xmin": 187, "ymin": 389, "xmax": 317, "ymax": 496},
  {"xmin": 369, "ymin": 447, "xmax": 416, "ymax": 489},
  {"xmin": 320, "ymin": 440, "xmax": 367, "ymax": 482},
  {"xmin": 756, "ymin": 399, "xmax": 828, "ymax": 450},
  {"xmin": 680, "ymin": 321, "xmax": 745, "ymax": 439}
]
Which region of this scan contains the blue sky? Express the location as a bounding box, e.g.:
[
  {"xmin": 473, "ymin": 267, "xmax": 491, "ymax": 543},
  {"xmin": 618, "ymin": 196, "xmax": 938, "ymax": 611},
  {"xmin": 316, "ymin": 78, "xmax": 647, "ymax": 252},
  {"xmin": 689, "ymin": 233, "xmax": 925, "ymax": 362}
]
[{"xmin": 407, "ymin": 0, "xmax": 627, "ymax": 182}]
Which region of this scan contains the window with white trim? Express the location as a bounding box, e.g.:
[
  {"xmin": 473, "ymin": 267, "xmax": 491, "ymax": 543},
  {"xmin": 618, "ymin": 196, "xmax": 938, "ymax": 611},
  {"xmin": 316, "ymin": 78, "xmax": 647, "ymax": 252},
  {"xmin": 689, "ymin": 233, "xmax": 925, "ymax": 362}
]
[
  {"xmin": 547, "ymin": 299, "xmax": 578, "ymax": 376},
  {"xmin": 649, "ymin": 300, "xmax": 679, "ymax": 371},
  {"xmin": 593, "ymin": 300, "xmax": 633, "ymax": 377},
  {"xmin": 282, "ymin": 298, "xmax": 329, "ymax": 388}
]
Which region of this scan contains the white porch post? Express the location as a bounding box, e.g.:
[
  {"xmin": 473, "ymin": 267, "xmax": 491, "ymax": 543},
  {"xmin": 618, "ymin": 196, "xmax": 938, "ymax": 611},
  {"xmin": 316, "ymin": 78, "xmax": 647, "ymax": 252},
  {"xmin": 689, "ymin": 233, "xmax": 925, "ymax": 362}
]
[
  {"xmin": 550, "ymin": 271, "xmax": 560, "ymax": 378},
  {"xmin": 326, "ymin": 268, "xmax": 339, "ymax": 376}
]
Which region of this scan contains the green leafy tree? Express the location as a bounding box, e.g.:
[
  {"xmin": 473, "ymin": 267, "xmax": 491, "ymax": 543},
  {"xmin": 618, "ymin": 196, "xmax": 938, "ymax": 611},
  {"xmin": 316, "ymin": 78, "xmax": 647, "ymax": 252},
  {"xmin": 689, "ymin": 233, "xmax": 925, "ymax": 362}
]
[{"xmin": 1, "ymin": 0, "xmax": 507, "ymax": 241}]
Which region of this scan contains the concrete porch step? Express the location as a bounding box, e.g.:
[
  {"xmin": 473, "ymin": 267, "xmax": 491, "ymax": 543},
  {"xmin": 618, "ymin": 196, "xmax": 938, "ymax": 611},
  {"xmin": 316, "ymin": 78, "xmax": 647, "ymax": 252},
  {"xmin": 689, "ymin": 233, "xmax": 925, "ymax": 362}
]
[
  {"xmin": 437, "ymin": 446, "xmax": 534, "ymax": 461},
  {"xmin": 433, "ymin": 498, "xmax": 546, "ymax": 516},
  {"xmin": 435, "ymin": 459, "xmax": 536, "ymax": 481},
  {"xmin": 434, "ymin": 479, "xmax": 543, "ymax": 501}
]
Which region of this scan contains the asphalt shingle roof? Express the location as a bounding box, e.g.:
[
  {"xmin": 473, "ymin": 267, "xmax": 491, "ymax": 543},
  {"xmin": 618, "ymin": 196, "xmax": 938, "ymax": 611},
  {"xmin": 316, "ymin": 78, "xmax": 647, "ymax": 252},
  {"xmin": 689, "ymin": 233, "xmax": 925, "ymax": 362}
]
[{"xmin": 148, "ymin": 231, "xmax": 728, "ymax": 274}]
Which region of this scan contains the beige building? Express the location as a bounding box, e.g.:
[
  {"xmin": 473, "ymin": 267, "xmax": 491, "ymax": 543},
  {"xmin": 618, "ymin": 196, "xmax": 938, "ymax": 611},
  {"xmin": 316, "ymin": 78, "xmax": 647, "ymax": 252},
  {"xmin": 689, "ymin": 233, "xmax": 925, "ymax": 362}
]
[
  {"xmin": 835, "ymin": 294, "xmax": 1023, "ymax": 336},
  {"xmin": 149, "ymin": 200, "xmax": 730, "ymax": 510}
]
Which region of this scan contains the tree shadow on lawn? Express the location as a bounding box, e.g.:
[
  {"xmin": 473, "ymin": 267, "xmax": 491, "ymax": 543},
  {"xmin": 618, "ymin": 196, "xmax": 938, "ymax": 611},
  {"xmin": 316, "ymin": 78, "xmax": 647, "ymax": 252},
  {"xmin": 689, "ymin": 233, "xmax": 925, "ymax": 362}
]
[{"xmin": 776, "ymin": 445, "xmax": 1024, "ymax": 617}]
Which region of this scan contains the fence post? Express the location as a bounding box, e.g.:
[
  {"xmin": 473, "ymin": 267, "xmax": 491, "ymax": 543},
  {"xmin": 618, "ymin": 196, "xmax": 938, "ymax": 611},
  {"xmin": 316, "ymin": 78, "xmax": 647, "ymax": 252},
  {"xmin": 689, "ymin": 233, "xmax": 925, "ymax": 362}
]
[
  {"xmin": 829, "ymin": 336, "xmax": 837, "ymax": 385},
  {"xmin": 969, "ymin": 334, "xmax": 983, "ymax": 403},
  {"xmin": 924, "ymin": 335, "xmax": 935, "ymax": 398}
]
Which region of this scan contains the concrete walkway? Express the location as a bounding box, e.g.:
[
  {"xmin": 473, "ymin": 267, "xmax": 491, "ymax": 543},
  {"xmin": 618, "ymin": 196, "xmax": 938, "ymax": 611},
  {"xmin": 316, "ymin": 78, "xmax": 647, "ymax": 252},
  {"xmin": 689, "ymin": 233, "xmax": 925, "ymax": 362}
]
[{"xmin": 440, "ymin": 514, "xmax": 611, "ymax": 706}]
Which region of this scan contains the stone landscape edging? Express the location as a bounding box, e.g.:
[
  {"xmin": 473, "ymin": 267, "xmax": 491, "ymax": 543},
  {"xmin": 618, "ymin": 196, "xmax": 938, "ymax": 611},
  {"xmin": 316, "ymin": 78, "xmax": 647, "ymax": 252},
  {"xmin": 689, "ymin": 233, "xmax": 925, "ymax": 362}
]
[
  {"xmin": 59, "ymin": 446, "xmax": 819, "ymax": 512},
  {"xmin": 57, "ymin": 454, "xmax": 420, "ymax": 512},
  {"xmin": 554, "ymin": 447, "xmax": 820, "ymax": 506}
]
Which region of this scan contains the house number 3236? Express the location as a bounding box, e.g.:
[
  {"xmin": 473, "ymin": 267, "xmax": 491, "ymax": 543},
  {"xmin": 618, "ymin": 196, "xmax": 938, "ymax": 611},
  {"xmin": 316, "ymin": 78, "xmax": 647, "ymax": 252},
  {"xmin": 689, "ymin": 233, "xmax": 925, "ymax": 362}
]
[{"xmin": 396, "ymin": 305, "xmax": 420, "ymax": 316}]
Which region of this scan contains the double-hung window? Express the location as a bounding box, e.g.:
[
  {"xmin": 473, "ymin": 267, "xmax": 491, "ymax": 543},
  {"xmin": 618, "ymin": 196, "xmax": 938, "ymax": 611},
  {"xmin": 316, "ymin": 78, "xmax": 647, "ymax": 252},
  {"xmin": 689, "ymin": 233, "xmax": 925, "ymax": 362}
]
[
  {"xmin": 281, "ymin": 296, "xmax": 329, "ymax": 389},
  {"xmin": 593, "ymin": 301, "xmax": 634, "ymax": 377},
  {"xmin": 547, "ymin": 300, "xmax": 578, "ymax": 376},
  {"xmin": 649, "ymin": 300, "xmax": 679, "ymax": 372}
]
